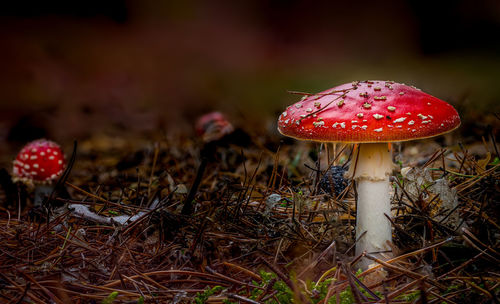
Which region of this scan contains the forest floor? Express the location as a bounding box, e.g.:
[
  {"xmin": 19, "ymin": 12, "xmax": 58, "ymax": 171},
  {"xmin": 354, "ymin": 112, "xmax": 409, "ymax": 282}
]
[{"xmin": 0, "ymin": 119, "xmax": 498, "ymax": 304}]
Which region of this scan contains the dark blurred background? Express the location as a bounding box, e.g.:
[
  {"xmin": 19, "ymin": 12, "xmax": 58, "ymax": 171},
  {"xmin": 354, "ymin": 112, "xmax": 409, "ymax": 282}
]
[{"xmin": 0, "ymin": 0, "xmax": 499, "ymax": 143}]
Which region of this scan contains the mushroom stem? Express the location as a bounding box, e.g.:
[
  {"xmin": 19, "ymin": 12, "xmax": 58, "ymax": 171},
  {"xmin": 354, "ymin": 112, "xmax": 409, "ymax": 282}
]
[
  {"xmin": 34, "ymin": 184, "xmax": 54, "ymax": 207},
  {"xmin": 182, "ymin": 142, "xmax": 215, "ymax": 215},
  {"xmin": 348, "ymin": 143, "xmax": 394, "ymax": 269}
]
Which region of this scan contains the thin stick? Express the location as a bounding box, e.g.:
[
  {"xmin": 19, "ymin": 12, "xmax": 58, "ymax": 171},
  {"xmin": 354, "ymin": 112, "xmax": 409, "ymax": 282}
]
[{"xmin": 147, "ymin": 142, "xmax": 159, "ymax": 198}]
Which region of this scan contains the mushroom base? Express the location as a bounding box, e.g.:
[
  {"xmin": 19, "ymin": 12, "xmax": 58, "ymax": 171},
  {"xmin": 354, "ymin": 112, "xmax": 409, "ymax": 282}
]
[
  {"xmin": 355, "ymin": 179, "xmax": 393, "ymax": 268},
  {"xmin": 351, "ymin": 143, "xmax": 394, "ymax": 269},
  {"xmin": 34, "ymin": 185, "xmax": 54, "ymax": 207}
]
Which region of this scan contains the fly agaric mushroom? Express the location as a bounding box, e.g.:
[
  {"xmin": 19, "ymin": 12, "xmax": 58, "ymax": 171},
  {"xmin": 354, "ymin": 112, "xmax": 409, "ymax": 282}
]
[
  {"xmin": 195, "ymin": 111, "xmax": 235, "ymax": 143},
  {"xmin": 13, "ymin": 139, "xmax": 66, "ymax": 206},
  {"xmin": 182, "ymin": 112, "xmax": 235, "ymax": 215},
  {"xmin": 277, "ymin": 80, "xmax": 460, "ymax": 268}
]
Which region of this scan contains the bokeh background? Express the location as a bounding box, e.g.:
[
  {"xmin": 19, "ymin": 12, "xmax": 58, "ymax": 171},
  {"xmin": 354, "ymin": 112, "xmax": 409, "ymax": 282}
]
[{"xmin": 0, "ymin": 0, "xmax": 499, "ymax": 145}]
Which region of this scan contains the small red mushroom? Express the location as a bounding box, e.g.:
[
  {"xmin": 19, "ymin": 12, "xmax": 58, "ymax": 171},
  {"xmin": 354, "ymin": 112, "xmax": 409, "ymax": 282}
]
[
  {"xmin": 195, "ymin": 112, "xmax": 234, "ymax": 143},
  {"xmin": 278, "ymin": 80, "xmax": 460, "ymax": 268},
  {"xmin": 182, "ymin": 112, "xmax": 235, "ymax": 215},
  {"xmin": 13, "ymin": 139, "xmax": 66, "ymax": 205}
]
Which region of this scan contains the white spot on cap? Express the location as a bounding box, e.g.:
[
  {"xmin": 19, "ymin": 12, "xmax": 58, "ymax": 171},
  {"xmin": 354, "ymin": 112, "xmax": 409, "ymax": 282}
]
[
  {"xmin": 282, "ymin": 112, "xmax": 287, "ymax": 117},
  {"xmin": 406, "ymin": 112, "xmax": 412, "ymax": 115},
  {"xmin": 314, "ymin": 102, "xmax": 321, "ymax": 108},
  {"xmin": 408, "ymin": 120, "xmax": 415, "ymax": 125},
  {"xmin": 374, "ymin": 128, "xmax": 383, "ymax": 132},
  {"xmin": 357, "ymin": 113, "xmax": 364, "ymax": 118},
  {"xmin": 428, "ymin": 115, "xmax": 434, "ymax": 119},
  {"xmin": 295, "ymin": 104, "xmax": 302, "ymax": 108},
  {"xmin": 363, "ymin": 102, "xmax": 372, "ymax": 109},
  {"xmin": 333, "ymin": 122, "xmax": 338, "ymax": 128},
  {"xmin": 306, "ymin": 108, "xmax": 313, "ymax": 112},
  {"xmin": 373, "ymin": 114, "xmax": 384, "ymax": 120},
  {"xmin": 374, "ymin": 96, "xmax": 387, "ymax": 101},
  {"xmin": 351, "ymin": 120, "xmax": 358, "ymax": 123},
  {"xmin": 417, "ymin": 114, "xmax": 428, "ymax": 120},
  {"xmin": 40, "ymin": 152, "xmax": 46, "ymax": 156},
  {"xmin": 393, "ymin": 117, "xmax": 406, "ymax": 123},
  {"xmin": 24, "ymin": 164, "xmax": 30, "ymax": 169},
  {"xmin": 30, "ymin": 155, "xmax": 38, "ymax": 160},
  {"xmin": 33, "ymin": 163, "xmax": 39, "ymax": 168},
  {"xmin": 352, "ymin": 125, "xmax": 358, "ymax": 129},
  {"xmin": 31, "ymin": 148, "xmax": 37, "ymax": 153},
  {"xmin": 412, "ymin": 129, "xmax": 416, "ymax": 132},
  {"xmin": 340, "ymin": 122, "xmax": 345, "ymax": 129},
  {"xmin": 440, "ymin": 123, "xmax": 444, "ymax": 127},
  {"xmin": 399, "ymin": 92, "xmax": 405, "ymax": 95},
  {"xmin": 422, "ymin": 120, "xmax": 430, "ymax": 124},
  {"xmin": 23, "ymin": 154, "xmax": 29, "ymax": 160},
  {"xmin": 284, "ymin": 119, "xmax": 289, "ymax": 124},
  {"xmin": 313, "ymin": 121, "xmax": 325, "ymax": 127},
  {"xmin": 396, "ymin": 125, "xmax": 402, "ymax": 128},
  {"xmin": 361, "ymin": 125, "xmax": 367, "ymax": 130},
  {"xmin": 49, "ymin": 156, "xmax": 55, "ymax": 160},
  {"xmin": 387, "ymin": 106, "xmax": 396, "ymax": 112}
]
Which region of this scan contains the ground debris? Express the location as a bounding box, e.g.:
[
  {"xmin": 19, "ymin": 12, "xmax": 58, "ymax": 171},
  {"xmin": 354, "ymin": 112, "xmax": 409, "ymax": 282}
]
[{"xmin": 0, "ymin": 129, "xmax": 498, "ymax": 303}]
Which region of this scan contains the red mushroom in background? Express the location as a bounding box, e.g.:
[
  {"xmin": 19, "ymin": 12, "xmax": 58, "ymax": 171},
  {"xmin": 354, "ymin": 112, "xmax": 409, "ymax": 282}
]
[
  {"xmin": 13, "ymin": 139, "xmax": 66, "ymax": 206},
  {"xmin": 195, "ymin": 111, "xmax": 235, "ymax": 143},
  {"xmin": 278, "ymin": 80, "xmax": 460, "ymax": 268},
  {"xmin": 182, "ymin": 112, "xmax": 235, "ymax": 215}
]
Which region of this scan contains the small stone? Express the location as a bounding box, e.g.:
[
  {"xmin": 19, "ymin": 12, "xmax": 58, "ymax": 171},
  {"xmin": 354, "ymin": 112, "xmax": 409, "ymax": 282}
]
[{"xmin": 266, "ymin": 193, "xmax": 282, "ymax": 205}]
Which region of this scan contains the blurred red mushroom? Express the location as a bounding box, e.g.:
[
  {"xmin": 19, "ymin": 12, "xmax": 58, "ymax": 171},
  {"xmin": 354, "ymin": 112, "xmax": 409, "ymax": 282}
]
[
  {"xmin": 182, "ymin": 112, "xmax": 235, "ymax": 215},
  {"xmin": 195, "ymin": 111, "xmax": 234, "ymax": 143},
  {"xmin": 13, "ymin": 139, "xmax": 66, "ymax": 206},
  {"xmin": 278, "ymin": 80, "xmax": 460, "ymax": 268}
]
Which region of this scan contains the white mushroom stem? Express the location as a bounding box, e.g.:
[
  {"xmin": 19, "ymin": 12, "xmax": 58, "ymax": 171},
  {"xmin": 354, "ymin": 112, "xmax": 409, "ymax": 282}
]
[
  {"xmin": 347, "ymin": 143, "xmax": 394, "ymax": 269},
  {"xmin": 34, "ymin": 185, "xmax": 54, "ymax": 206}
]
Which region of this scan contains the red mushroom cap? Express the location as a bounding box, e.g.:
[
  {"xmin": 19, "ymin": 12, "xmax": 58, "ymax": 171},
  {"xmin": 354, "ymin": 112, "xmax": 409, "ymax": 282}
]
[
  {"xmin": 195, "ymin": 112, "xmax": 234, "ymax": 142},
  {"xmin": 278, "ymin": 80, "xmax": 460, "ymax": 143},
  {"xmin": 13, "ymin": 139, "xmax": 66, "ymax": 183}
]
